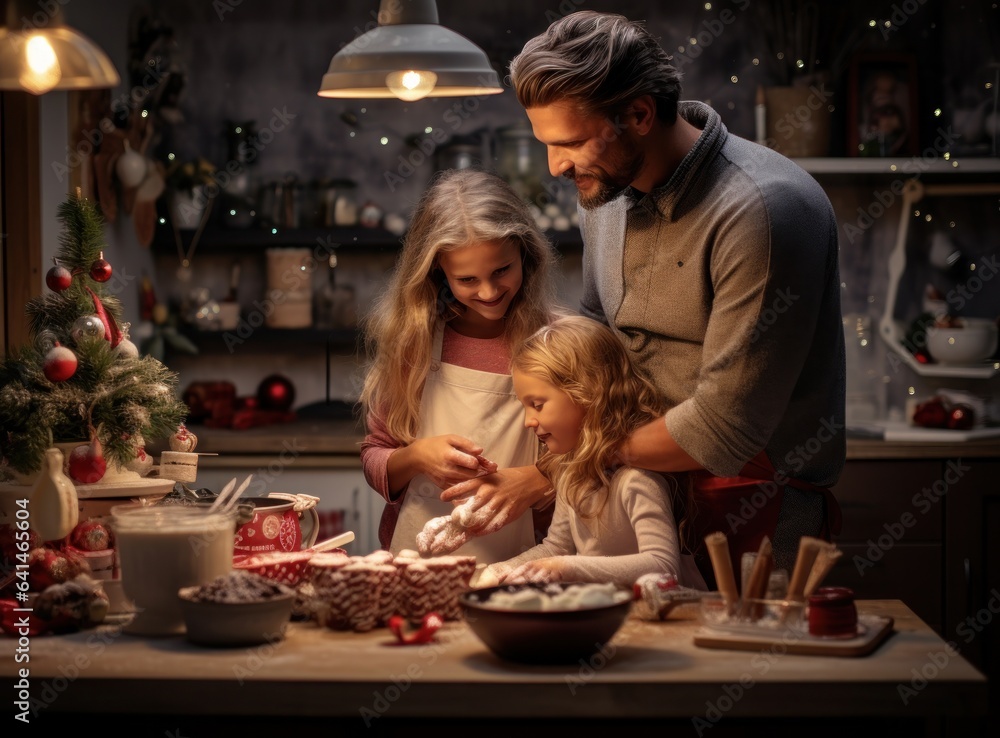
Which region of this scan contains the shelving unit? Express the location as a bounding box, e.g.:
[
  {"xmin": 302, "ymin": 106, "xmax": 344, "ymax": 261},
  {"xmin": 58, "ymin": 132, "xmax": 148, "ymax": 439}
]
[
  {"xmin": 152, "ymin": 221, "xmax": 583, "ymax": 254},
  {"xmin": 795, "ymin": 157, "xmax": 1000, "ymax": 175},
  {"xmin": 879, "ymin": 179, "xmax": 1000, "ymax": 379}
]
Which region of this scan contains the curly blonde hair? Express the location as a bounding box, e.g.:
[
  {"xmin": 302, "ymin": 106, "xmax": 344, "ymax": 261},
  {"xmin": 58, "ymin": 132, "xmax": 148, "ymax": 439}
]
[
  {"xmin": 360, "ymin": 168, "xmax": 560, "ymax": 444},
  {"xmin": 512, "ymin": 315, "xmax": 672, "ymax": 520}
]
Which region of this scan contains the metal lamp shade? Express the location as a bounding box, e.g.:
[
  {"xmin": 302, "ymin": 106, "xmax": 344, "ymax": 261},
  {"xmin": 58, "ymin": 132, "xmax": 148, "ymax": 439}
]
[
  {"xmin": 318, "ymin": 0, "xmax": 501, "ymax": 99},
  {"xmin": 0, "ymin": 1, "xmax": 119, "ymax": 93}
]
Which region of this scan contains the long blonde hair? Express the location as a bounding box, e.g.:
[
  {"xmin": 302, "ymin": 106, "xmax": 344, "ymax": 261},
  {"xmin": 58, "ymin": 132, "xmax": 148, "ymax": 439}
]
[
  {"xmin": 360, "ymin": 168, "xmax": 559, "ymax": 443},
  {"xmin": 512, "ymin": 316, "xmax": 669, "ymax": 519}
]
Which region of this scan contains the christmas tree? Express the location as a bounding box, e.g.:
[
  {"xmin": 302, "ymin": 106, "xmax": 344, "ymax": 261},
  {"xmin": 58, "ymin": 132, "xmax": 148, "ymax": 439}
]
[{"xmin": 0, "ymin": 193, "xmax": 186, "ymax": 478}]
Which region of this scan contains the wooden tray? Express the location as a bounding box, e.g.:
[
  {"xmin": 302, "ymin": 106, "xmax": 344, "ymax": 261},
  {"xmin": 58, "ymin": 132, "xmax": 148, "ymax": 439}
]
[{"xmin": 693, "ymin": 614, "xmax": 894, "ymax": 657}]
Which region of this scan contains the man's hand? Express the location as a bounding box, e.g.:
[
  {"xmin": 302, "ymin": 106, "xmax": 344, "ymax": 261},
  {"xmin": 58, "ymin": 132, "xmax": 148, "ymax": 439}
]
[
  {"xmin": 388, "ymin": 434, "xmax": 496, "ymax": 492},
  {"xmin": 501, "ymin": 557, "xmax": 568, "ymax": 584},
  {"xmin": 439, "ymin": 464, "xmax": 550, "ymax": 536}
]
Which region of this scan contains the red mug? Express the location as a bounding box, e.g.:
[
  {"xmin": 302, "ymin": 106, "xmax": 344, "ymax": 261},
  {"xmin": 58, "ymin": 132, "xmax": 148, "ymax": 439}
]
[{"xmin": 232, "ymin": 494, "xmax": 320, "ymax": 555}]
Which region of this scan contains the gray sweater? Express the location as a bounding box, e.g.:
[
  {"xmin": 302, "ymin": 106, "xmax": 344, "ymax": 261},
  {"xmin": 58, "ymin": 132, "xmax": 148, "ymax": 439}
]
[{"xmin": 580, "ymin": 101, "xmax": 845, "ymax": 486}]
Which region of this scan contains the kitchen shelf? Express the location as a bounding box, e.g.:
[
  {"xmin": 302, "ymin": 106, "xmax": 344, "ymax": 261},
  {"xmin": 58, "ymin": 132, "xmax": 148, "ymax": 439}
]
[
  {"xmin": 794, "ymin": 156, "xmax": 1000, "ymax": 175},
  {"xmin": 879, "ymin": 179, "xmax": 1000, "ymax": 379},
  {"xmin": 179, "ymin": 325, "xmax": 361, "ymax": 350},
  {"xmin": 152, "ymin": 222, "xmax": 583, "ymax": 254}
]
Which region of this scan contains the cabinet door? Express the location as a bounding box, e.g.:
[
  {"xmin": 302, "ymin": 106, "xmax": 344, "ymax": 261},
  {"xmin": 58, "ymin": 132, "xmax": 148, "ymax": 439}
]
[
  {"xmin": 830, "ymin": 460, "xmax": 944, "ymax": 631},
  {"xmin": 944, "ymin": 459, "xmax": 999, "ymax": 736}
]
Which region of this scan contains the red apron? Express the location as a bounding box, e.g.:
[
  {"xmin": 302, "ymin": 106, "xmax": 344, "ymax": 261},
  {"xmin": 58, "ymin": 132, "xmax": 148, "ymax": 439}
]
[{"xmin": 688, "ymin": 451, "xmax": 842, "ymax": 590}]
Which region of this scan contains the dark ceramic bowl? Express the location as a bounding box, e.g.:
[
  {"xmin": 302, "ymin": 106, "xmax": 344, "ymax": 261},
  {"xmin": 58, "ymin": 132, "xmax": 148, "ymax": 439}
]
[{"xmin": 459, "ymin": 582, "xmax": 633, "ymax": 665}]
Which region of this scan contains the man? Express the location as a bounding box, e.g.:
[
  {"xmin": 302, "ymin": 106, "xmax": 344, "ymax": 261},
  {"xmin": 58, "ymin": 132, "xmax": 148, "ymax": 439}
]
[{"xmin": 444, "ymin": 10, "xmax": 844, "ymax": 580}]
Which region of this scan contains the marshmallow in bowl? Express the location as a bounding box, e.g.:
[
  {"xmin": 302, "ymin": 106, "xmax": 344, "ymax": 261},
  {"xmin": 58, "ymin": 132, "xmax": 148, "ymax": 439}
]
[{"xmin": 485, "ymin": 582, "xmax": 629, "ymax": 611}]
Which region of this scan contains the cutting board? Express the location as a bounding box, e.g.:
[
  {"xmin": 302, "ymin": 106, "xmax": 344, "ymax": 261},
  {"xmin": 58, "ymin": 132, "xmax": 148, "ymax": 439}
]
[{"xmin": 693, "ymin": 614, "xmax": 894, "ymax": 657}]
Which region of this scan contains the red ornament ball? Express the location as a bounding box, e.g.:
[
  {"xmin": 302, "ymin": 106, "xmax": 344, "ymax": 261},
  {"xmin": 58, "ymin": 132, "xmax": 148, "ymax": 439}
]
[
  {"xmin": 43, "ymin": 344, "xmax": 78, "ymax": 382},
  {"xmin": 947, "ymin": 403, "xmax": 975, "ymax": 431},
  {"xmin": 68, "ymin": 440, "xmax": 106, "ymax": 485},
  {"xmin": 257, "ymin": 374, "xmax": 295, "ymax": 411},
  {"xmin": 90, "ymin": 256, "xmax": 113, "ymax": 283},
  {"xmin": 27, "ymin": 547, "xmax": 85, "ymax": 590},
  {"xmin": 45, "ymin": 264, "xmax": 73, "ymax": 292},
  {"xmin": 69, "ymin": 520, "xmax": 112, "ymax": 551}
]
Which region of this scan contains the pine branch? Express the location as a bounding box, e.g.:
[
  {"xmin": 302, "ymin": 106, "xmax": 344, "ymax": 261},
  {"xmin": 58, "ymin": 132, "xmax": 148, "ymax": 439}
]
[{"xmin": 56, "ymin": 194, "xmax": 107, "ymax": 273}]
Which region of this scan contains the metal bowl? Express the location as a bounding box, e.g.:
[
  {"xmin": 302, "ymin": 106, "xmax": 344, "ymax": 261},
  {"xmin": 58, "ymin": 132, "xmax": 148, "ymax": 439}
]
[{"xmin": 459, "ymin": 582, "xmax": 633, "ymax": 665}]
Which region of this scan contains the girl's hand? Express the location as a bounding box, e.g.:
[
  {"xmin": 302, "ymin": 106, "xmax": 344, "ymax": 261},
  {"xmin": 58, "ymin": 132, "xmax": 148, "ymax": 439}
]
[
  {"xmin": 415, "ymin": 434, "xmax": 491, "ymax": 489},
  {"xmin": 501, "ymin": 558, "xmax": 568, "ymax": 584},
  {"xmin": 439, "ymin": 465, "xmax": 550, "ymax": 535}
]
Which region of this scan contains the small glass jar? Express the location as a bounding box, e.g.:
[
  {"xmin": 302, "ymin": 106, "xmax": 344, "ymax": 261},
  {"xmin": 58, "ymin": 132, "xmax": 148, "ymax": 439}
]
[
  {"xmin": 328, "ymin": 179, "xmax": 358, "ymax": 227},
  {"xmin": 807, "ymin": 587, "xmax": 858, "ymax": 637}
]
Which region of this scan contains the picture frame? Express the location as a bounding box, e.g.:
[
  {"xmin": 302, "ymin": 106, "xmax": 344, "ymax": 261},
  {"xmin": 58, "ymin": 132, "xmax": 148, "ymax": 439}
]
[{"xmin": 847, "ymin": 52, "xmax": 919, "ymax": 158}]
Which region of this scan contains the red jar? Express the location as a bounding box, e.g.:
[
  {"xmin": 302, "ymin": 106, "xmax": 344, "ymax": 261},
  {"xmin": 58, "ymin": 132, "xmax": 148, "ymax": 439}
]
[{"xmin": 808, "ymin": 586, "xmax": 858, "ymax": 637}]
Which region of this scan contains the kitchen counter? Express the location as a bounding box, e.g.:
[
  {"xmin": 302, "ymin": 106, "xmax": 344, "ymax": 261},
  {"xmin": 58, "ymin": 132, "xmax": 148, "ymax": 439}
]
[
  {"xmin": 1, "ymin": 600, "xmax": 987, "ymax": 732},
  {"xmin": 152, "ymin": 420, "xmax": 1000, "ymax": 467}
]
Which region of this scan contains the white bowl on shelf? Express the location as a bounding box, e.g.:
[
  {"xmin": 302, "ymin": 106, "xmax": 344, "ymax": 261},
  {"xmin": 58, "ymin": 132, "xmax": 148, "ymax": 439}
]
[{"xmin": 926, "ymin": 318, "xmax": 998, "ymax": 365}]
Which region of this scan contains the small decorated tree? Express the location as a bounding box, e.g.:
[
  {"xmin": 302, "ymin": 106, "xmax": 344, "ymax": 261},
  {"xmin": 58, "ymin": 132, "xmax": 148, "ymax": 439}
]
[{"xmin": 0, "ymin": 193, "xmax": 186, "ymax": 480}]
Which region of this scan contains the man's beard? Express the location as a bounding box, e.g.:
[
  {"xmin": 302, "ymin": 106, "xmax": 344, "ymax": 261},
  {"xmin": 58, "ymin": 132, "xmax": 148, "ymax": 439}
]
[{"xmin": 566, "ymin": 146, "xmax": 644, "ymax": 211}]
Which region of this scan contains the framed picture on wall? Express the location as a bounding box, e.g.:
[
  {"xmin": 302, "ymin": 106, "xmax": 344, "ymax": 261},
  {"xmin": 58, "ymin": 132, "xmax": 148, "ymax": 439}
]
[{"xmin": 847, "ymin": 52, "xmax": 919, "ymax": 157}]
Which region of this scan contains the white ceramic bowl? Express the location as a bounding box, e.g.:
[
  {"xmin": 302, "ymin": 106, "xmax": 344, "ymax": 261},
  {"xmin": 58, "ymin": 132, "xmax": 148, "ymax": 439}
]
[{"xmin": 926, "ymin": 318, "xmax": 998, "ymax": 364}]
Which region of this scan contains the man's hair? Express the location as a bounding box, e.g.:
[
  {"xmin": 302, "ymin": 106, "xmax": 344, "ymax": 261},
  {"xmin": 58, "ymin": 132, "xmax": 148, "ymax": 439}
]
[{"xmin": 509, "ymin": 11, "xmax": 682, "ymax": 123}]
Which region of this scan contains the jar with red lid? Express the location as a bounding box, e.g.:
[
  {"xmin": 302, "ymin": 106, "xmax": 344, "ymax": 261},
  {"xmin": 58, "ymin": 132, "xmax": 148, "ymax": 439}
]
[{"xmin": 807, "ymin": 586, "xmax": 858, "ymax": 637}]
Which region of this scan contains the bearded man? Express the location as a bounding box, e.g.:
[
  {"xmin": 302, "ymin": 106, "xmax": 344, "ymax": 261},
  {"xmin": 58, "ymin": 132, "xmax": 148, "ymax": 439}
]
[{"xmin": 444, "ymin": 11, "xmax": 846, "ymax": 584}]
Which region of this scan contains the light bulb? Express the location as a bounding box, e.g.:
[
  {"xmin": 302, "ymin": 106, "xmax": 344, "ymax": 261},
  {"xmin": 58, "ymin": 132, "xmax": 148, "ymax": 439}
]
[
  {"xmin": 385, "ymin": 70, "xmax": 437, "ymax": 102},
  {"xmin": 20, "ymin": 35, "xmax": 62, "ymax": 95}
]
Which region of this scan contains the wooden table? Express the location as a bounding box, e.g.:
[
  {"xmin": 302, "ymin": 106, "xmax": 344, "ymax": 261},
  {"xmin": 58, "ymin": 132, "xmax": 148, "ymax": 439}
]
[{"xmin": 1, "ymin": 600, "xmax": 988, "ymax": 734}]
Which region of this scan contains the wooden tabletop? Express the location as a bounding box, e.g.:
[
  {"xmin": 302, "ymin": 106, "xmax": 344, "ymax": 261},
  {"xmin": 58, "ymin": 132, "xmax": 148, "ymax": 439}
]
[{"xmin": 1, "ymin": 600, "xmax": 986, "ymax": 722}]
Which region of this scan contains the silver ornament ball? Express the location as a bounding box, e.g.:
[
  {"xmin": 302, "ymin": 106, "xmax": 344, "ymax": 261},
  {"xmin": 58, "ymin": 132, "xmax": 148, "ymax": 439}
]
[{"xmin": 71, "ymin": 315, "xmax": 106, "ymax": 343}]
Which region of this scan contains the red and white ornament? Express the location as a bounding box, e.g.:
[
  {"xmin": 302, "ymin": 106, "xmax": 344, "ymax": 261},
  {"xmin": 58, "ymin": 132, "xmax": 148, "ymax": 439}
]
[
  {"xmin": 45, "ymin": 262, "xmax": 73, "ymax": 292},
  {"xmin": 68, "ymin": 438, "xmax": 106, "ymax": 485},
  {"xmin": 90, "ymin": 252, "xmax": 112, "ymax": 283},
  {"xmin": 169, "ymin": 424, "xmax": 198, "ymax": 452},
  {"xmin": 69, "ymin": 520, "xmax": 112, "ymax": 551},
  {"xmin": 26, "ymin": 546, "xmax": 86, "ymax": 590},
  {"xmin": 43, "ymin": 343, "xmax": 77, "ymax": 382}
]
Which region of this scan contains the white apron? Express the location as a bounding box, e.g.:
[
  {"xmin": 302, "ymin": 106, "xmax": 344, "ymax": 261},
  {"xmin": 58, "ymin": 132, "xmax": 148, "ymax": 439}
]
[{"xmin": 389, "ymin": 325, "xmax": 538, "ymax": 564}]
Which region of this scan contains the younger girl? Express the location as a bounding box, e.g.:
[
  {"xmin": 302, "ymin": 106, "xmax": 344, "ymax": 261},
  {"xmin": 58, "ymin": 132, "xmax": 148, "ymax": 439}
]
[
  {"xmin": 359, "ymin": 168, "xmax": 561, "ymax": 563},
  {"xmin": 481, "ymin": 315, "xmax": 706, "ymax": 588}
]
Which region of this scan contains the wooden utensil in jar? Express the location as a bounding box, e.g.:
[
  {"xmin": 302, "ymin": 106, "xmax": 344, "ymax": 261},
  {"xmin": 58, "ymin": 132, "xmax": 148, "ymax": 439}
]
[
  {"xmin": 705, "ymin": 532, "xmax": 739, "ymax": 611},
  {"xmin": 739, "ymin": 536, "xmax": 773, "ymax": 620}
]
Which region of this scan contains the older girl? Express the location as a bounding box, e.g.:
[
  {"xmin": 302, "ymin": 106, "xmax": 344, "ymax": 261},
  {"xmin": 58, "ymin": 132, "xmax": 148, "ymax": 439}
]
[{"xmin": 359, "ymin": 168, "xmax": 561, "ymax": 563}]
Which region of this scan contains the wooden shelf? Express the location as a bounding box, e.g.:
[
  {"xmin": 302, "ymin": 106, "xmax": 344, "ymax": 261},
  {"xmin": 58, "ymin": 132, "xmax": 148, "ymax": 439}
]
[
  {"xmin": 178, "ymin": 325, "xmax": 361, "ymax": 350},
  {"xmin": 794, "ymin": 156, "xmax": 1000, "ymax": 175},
  {"xmin": 152, "ymin": 222, "xmax": 583, "ymax": 254}
]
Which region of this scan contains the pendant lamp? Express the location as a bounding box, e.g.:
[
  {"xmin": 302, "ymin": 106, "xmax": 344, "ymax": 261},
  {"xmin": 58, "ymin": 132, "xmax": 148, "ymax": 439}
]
[
  {"xmin": 318, "ymin": 0, "xmax": 502, "ymax": 101},
  {"xmin": 0, "ymin": 0, "xmax": 119, "ymax": 94}
]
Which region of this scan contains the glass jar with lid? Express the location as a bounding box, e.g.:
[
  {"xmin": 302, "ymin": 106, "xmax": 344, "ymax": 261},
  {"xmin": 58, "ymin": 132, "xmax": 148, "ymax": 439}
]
[{"xmin": 496, "ymin": 123, "xmax": 552, "ymax": 206}]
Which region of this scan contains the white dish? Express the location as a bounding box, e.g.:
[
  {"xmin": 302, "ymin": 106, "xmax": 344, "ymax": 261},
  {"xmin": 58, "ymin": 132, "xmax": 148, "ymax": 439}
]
[{"xmin": 0, "ymin": 476, "xmax": 176, "ymax": 498}]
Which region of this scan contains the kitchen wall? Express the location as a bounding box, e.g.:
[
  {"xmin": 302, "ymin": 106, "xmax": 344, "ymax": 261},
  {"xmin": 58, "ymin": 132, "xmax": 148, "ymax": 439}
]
[{"xmin": 47, "ymin": 0, "xmax": 1000, "ymax": 418}]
